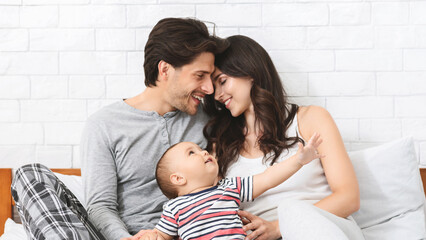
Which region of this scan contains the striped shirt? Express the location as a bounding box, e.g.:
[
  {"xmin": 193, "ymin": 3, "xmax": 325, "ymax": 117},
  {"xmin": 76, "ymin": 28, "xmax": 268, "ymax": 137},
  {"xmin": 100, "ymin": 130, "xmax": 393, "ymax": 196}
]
[{"xmin": 156, "ymin": 176, "xmax": 253, "ymax": 240}]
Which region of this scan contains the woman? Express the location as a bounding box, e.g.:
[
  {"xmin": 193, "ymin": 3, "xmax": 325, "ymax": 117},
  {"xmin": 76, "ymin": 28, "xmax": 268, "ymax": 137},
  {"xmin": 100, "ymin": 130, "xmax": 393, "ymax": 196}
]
[{"xmin": 203, "ymin": 35, "xmax": 365, "ymax": 240}]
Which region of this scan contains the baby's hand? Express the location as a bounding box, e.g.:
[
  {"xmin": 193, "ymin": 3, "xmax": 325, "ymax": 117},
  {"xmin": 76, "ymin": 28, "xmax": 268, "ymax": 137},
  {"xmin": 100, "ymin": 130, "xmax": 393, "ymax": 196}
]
[{"xmin": 296, "ymin": 133, "xmax": 324, "ymax": 165}]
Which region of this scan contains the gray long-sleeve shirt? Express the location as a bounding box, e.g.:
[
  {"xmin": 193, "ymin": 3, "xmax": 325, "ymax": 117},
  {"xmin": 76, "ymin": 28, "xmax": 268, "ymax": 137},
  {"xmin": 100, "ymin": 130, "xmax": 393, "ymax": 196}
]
[{"xmin": 81, "ymin": 100, "xmax": 209, "ymax": 240}]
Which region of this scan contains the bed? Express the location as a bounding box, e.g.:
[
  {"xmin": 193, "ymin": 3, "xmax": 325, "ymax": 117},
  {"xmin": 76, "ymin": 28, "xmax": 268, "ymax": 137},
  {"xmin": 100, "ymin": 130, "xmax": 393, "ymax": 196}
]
[{"xmin": 1, "ymin": 137, "xmax": 426, "ymax": 239}]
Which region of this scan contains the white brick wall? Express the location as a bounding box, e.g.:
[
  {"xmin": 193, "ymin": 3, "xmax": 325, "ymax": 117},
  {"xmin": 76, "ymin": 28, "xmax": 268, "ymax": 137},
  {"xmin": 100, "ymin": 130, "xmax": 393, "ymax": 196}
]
[
  {"xmin": 0, "ymin": 30, "xmax": 28, "ymax": 51},
  {"xmin": 309, "ymin": 73, "xmax": 375, "ymax": 96},
  {"xmin": 21, "ymin": 6, "xmax": 58, "ymax": 28},
  {"xmin": 240, "ymin": 27, "xmax": 307, "ymax": 50},
  {"xmin": 372, "ymin": 2, "xmax": 409, "ymax": 25},
  {"xmin": 270, "ymin": 50, "xmax": 335, "ymax": 72},
  {"xmin": 36, "ymin": 146, "xmax": 73, "ymax": 168},
  {"xmin": 197, "ymin": 4, "xmax": 261, "ymax": 27},
  {"xmin": 59, "ymin": 6, "xmax": 126, "ymax": 28},
  {"xmin": 0, "ymin": 0, "xmax": 425, "ymax": 169},
  {"xmin": 30, "ymin": 29, "xmax": 95, "ymax": 51},
  {"xmin": 0, "ymin": 76, "xmax": 30, "ymax": 98},
  {"xmin": 31, "ymin": 76, "xmax": 68, "ymax": 99},
  {"xmin": 21, "ymin": 100, "xmax": 86, "ymax": 122},
  {"xmin": 44, "ymin": 122, "xmax": 85, "ymax": 145},
  {"xmin": 329, "ymin": 3, "xmax": 371, "ymax": 26},
  {"xmin": 377, "ymin": 72, "xmax": 426, "ymax": 95},
  {"xmin": 336, "ymin": 50, "xmax": 403, "ymax": 71},
  {"xmin": 0, "ymin": 52, "xmax": 58, "ymax": 74},
  {"xmin": 0, "ymin": 100, "xmax": 20, "ymax": 122},
  {"xmin": 0, "ymin": 6, "xmax": 20, "ymax": 28},
  {"xmin": 263, "ymin": 4, "xmax": 328, "ymax": 26}
]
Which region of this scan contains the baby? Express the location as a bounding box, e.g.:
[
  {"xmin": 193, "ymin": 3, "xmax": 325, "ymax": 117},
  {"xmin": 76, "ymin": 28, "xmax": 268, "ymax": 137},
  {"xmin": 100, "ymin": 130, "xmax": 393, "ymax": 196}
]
[{"xmin": 131, "ymin": 133, "xmax": 323, "ymax": 240}]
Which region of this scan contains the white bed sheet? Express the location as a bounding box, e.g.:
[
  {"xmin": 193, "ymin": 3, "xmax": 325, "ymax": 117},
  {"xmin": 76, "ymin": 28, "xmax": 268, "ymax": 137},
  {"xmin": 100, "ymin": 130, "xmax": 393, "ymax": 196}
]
[{"xmin": 0, "ymin": 219, "xmax": 26, "ymax": 240}]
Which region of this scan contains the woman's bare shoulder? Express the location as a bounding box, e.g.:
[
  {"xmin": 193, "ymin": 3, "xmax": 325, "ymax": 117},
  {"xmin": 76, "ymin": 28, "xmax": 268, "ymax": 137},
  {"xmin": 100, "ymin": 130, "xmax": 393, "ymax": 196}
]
[
  {"xmin": 297, "ymin": 105, "xmax": 334, "ymax": 138},
  {"xmin": 298, "ymin": 105, "xmax": 330, "ymax": 118}
]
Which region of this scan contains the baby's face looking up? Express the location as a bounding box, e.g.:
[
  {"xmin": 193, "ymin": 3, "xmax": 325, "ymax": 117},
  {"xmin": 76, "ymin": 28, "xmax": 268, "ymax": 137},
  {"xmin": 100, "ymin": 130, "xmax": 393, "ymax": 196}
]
[{"xmin": 168, "ymin": 142, "xmax": 219, "ymax": 186}]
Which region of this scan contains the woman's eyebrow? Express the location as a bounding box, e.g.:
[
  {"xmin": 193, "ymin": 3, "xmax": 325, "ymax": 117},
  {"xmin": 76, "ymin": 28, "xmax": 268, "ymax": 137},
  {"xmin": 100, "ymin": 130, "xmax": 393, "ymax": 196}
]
[{"xmin": 213, "ymin": 73, "xmax": 223, "ymax": 82}]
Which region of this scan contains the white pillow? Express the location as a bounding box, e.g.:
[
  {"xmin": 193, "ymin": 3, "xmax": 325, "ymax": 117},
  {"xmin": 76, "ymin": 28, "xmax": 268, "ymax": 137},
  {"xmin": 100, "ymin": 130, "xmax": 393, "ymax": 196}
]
[
  {"xmin": 349, "ymin": 137, "xmax": 426, "ymax": 238},
  {"xmin": 0, "ymin": 218, "xmax": 26, "ymax": 240},
  {"xmin": 54, "ymin": 172, "xmax": 85, "ymax": 208},
  {"xmin": 361, "ymin": 208, "xmax": 426, "ymax": 240}
]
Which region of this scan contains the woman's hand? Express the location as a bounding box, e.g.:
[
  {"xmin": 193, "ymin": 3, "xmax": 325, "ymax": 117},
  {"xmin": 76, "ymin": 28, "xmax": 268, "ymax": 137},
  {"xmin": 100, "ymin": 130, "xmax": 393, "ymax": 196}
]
[{"xmin": 238, "ymin": 210, "xmax": 281, "ymax": 240}]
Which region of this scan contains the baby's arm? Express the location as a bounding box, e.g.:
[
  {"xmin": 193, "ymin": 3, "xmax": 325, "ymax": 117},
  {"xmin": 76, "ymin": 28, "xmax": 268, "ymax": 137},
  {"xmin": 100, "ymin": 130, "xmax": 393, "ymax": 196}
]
[{"xmin": 252, "ymin": 133, "xmax": 324, "ymax": 199}]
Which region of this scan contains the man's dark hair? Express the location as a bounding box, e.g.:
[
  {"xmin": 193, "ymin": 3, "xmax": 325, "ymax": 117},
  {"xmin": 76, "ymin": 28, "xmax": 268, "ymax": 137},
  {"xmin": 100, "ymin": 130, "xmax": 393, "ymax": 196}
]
[{"xmin": 144, "ymin": 17, "xmax": 229, "ymax": 87}]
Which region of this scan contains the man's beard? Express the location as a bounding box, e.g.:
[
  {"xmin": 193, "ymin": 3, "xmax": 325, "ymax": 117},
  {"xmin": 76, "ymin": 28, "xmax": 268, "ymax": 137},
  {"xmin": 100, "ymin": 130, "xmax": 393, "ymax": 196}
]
[{"xmin": 169, "ymin": 91, "xmax": 198, "ymax": 115}]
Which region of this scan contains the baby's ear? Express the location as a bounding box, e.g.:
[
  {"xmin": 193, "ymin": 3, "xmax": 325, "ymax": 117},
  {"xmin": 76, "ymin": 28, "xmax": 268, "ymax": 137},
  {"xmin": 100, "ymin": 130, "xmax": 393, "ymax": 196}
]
[{"xmin": 170, "ymin": 172, "xmax": 186, "ymax": 186}]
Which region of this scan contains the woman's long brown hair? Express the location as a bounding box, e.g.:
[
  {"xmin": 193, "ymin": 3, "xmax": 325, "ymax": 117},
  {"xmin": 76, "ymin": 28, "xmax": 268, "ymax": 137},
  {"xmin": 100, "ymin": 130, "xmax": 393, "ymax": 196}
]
[{"xmin": 203, "ymin": 35, "xmax": 303, "ymax": 177}]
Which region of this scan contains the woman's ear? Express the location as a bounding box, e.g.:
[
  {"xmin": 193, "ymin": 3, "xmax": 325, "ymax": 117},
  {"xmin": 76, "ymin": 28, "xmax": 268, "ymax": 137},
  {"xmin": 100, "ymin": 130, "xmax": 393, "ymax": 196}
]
[{"xmin": 170, "ymin": 172, "xmax": 187, "ymax": 186}]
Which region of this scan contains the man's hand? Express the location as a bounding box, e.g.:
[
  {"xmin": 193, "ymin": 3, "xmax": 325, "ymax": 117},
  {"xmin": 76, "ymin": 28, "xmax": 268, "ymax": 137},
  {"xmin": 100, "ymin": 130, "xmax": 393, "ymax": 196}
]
[
  {"xmin": 238, "ymin": 210, "xmax": 281, "ymax": 240},
  {"xmin": 120, "ymin": 229, "xmax": 163, "ymax": 240}
]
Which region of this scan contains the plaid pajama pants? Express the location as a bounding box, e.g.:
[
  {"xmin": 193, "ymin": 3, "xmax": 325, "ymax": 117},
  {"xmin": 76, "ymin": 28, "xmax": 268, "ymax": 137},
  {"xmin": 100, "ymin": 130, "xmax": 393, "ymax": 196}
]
[{"xmin": 11, "ymin": 163, "xmax": 106, "ymax": 240}]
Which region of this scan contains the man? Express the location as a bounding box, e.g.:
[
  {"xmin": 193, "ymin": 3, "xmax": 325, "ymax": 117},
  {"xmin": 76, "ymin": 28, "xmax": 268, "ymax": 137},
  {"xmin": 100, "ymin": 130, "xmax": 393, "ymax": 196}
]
[
  {"xmin": 82, "ymin": 18, "xmax": 228, "ymax": 239},
  {"xmin": 12, "ymin": 17, "xmax": 228, "ymax": 240}
]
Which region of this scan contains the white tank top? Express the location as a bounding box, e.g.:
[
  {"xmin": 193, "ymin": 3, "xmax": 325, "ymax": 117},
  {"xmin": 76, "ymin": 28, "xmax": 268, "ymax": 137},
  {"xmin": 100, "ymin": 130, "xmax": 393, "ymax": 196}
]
[{"xmin": 226, "ymin": 113, "xmax": 332, "ymax": 222}]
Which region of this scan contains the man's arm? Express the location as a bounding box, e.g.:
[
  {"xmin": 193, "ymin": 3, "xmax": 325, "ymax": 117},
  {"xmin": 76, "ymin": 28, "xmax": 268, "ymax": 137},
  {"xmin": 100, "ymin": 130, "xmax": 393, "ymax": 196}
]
[
  {"xmin": 252, "ymin": 133, "xmax": 323, "ymax": 199},
  {"xmin": 81, "ymin": 120, "xmax": 131, "ymax": 239}
]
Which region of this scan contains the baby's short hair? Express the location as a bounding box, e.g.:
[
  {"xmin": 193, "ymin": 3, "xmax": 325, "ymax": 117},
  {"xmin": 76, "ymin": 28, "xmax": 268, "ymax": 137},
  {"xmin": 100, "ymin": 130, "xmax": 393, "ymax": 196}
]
[{"xmin": 156, "ymin": 143, "xmax": 180, "ymax": 199}]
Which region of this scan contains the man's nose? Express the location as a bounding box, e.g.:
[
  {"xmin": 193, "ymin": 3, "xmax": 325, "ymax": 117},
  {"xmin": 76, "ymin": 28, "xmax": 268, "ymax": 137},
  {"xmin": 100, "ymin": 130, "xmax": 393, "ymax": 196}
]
[{"xmin": 200, "ymin": 79, "xmax": 214, "ymax": 95}]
